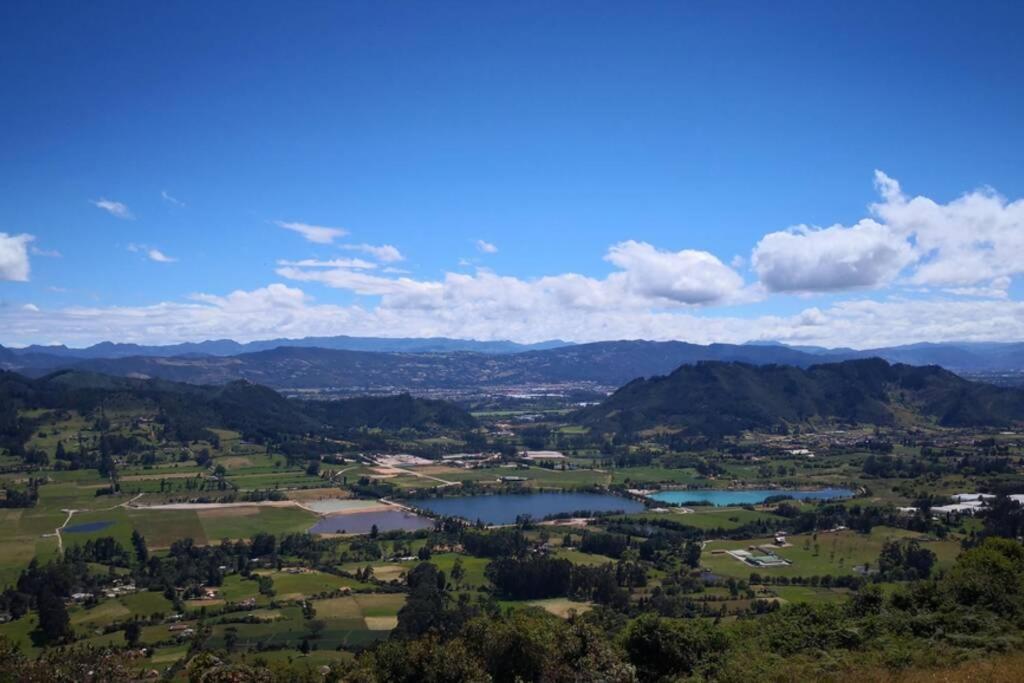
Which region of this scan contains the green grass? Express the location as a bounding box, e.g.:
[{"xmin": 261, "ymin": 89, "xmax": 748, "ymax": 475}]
[
  {"xmin": 257, "ymin": 570, "xmax": 361, "ymax": 598},
  {"xmin": 627, "ymin": 506, "xmax": 787, "ymax": 531},
  {"xmin": 702, "ymin": 526, "xmax": 962, "ymax": 579},
  {"xmin": 197, "ymin": 506, "xmax": 317, "ymax": 540}
]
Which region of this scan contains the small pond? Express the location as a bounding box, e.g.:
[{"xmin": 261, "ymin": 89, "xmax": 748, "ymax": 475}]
[
  {"xmin": 647, "ymin": 487, "xmax": 854, "ymax": 507},
  {"xmin": 309, "ymin": 509, "xmax": 434, "ymax": 534},
  {"xmin": 411, "ymin": 492, "xmax": 645, "ymax": 525},
  {"xmin": 64, "ymin": 520, "xmax": 114, "ymax": 534}
]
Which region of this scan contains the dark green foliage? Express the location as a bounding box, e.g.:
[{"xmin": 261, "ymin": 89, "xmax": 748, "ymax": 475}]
[
  {"xmin": 0, "ymin": 369, "xmax": 475, "ymax": 451},
  {"xmin": 576, "ymin": 358, "xmax": 1024, "ymax": 436},
  {"xmin": 35, "ymin": 589, "xmax": 71, "ymax": 645},
  {"xmin": 622, "ymin": 613, "xmax": 729, "ymax": 681}
]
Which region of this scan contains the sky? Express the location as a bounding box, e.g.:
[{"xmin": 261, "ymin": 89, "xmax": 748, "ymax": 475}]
[{"xmin": 2, "ymin": 1, "xmax": 1024, "ymax": 349}]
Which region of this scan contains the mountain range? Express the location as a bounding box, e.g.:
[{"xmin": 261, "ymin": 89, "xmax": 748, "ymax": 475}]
[{"xmin": 2, "ymin": 336, "xmax": 1024, "ymax": 393}]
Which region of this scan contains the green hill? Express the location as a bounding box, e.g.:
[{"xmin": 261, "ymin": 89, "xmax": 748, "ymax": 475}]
[
  {"xmin": 0, "ymin": 369, "xmax": 475, "ymax": 449},
  {"xmin": 574, "ymin": 358, "xmax": 1024, "ymax": 436}
]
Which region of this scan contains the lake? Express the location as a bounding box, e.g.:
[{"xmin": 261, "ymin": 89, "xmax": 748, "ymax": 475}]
[
  {"xmin": 64, "ymin": 520, "xmax": 114, "ymax": 534},
  {"xmin": 411, "ymin": 492, "xmax": 645, "ymax": 525},
  {"xmin": 647, "ymin": 487, "xmax": 854, "ymax": 507},
  {"xmin": 309, "ymin": 509, "xmax": 434, "ymax": 534}
]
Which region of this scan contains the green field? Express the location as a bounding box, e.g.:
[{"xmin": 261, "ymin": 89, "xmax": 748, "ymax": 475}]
[{"xmin": 703, "ymin": 526, "xmax": 961, "ymax": 579}]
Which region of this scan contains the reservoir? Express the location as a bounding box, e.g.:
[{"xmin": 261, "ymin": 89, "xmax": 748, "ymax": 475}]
[
  {"xmin": 310, "ymin": 509, "xmax": 434, "ymax": 534},
  {"xmin": 647, "ymin": 487, "xmax": 854, "ymax": 507},
  {"xmin": 411, "ymin": 492, "xmax": 645, "ymax": 525}
]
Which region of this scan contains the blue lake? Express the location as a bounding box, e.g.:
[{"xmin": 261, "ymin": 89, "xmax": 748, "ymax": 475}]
[
  {"xmin": 647, "ymin": 487, "xmax": 854, "ymax": 507},
  {"xmin": 310, "ymin": 509, "xmax": 434, "ymax": 534},
  {"xmin": 412, "ymin": 492, "xmax": 645, "ymax": 525},
  {"xmin": 64, "ymin": 520, "xmax": 114, "ymax": 534}
]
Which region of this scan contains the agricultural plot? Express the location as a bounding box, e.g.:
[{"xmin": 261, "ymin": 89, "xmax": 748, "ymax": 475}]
[{"xmin": 703, "ymin": 526, "xmax": 961, "ymax": 579}]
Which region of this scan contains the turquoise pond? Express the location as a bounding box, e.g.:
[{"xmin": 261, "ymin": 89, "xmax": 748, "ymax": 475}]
[
  {"xmin": 411, "ymin": 492, "xmax": 645, "ymax": 525},
  {"xmin": 647, "ymin": 487, "xmax": 854, "ymax": 507}
]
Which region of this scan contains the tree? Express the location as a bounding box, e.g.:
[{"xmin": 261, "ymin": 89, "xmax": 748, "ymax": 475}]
[
  {"xmin": 130, "ymin": 530, "xmax": 148, "ymax": 565},
  {"xmin": 308, "ymin": 619, "xmax": 326, "ymax": 640},
  {"xmin": 124, "ymin": 620, "xmax": 141, "ymax": 647},
  {"xmin": 622, "ymin": 614, "xmax": 729, "ymax": 681},
  {"xmin": 683, "ymin": 540, "xmax": 702, "ymax": 569},
  {"xmin": 394, "ymin": 563, "xmax": 448, "ymax": 639},
  {"xmin": 224, "ymin": 626, "xmax": 239, "ymax": 652},
  {"xmin": 299, "ymin": 638, "xmax": 311, "ymax": 655},
  {"xmin": 35, "ymin": 589, "xmax": 71, "ymax": 645},
  {"xmin": 451, "ymin": 557, "xmax": 465, "ymax": 587}
]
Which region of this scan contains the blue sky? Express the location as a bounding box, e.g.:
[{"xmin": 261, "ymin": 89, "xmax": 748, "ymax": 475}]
[{"xmin": 2, "ymin": 1, "xmax": 1024, "ymax": 347}]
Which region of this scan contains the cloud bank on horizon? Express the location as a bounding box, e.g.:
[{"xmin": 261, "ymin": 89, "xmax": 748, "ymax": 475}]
[{"xmin": 4, "ymin": 172, "xmax": 1024, "ymax": 349}]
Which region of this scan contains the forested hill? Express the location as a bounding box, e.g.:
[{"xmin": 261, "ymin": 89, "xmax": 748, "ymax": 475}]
[
  {"xmin": 0, "ymin": 370, "xmax": 475, "ymax": 449},
  {"xmin": 574, "ymin": 358, "xmax": 1024, "ymax": 436}
]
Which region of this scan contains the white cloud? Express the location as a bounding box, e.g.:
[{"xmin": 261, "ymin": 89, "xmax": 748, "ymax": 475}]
[
  {"xmin": 91, "ymin": 198, "xmax": 134, "ymax": 220},
  {"xmin": 0, "ymin": 233, "xmax": 33, "ymax": 282},
  {"xmin": 871, "ymin": 170, "xmax": 1024, "ymax": 287},
  {"xmin": 340, "ymin": 243, "xmax": 404, "ymax": 263},
  {"xmin": 752, "ymin": 219, "xmax": 914, "ymax": 293},
  {"xmin": 748, "ymin": 172, "xmax": 1024, "ymax": 293},
  {"xmin": 128, "ymin": 244, "xmax": 177, "ymax": 263},
  {"xmin": 276, "ymin": 240, "xmax": 749, "ymax": 319},
  {"xmin": 276, "ymin": 221, "xmax": 348, "ymax": 244},
  {"xmin": 476, "ymin": 240, "xmax": 498, "ymax": 254},
  {"xmin": 147, "ymin": 249, "xmax": 177, "ymax": 263},
  {"xmin": 161, "ymin": 190, "xmax": 186, "ymax": 207},
  {"xmin": 943, "ymin": 276, "xmax": 1011, "ymax": 299},
  {"xmin": 30, "ymin": 246, "xmax": 62, "ymax": 258},
  {"xmin": 22, "ymin": 303, "xmax": 39, "ymax": 312},
  {"xmin": 604, "ymin": 240, "xmax": 747, "ymax": 304},
  {"xmin": 276, "ymin": 258, "xmax": 377, "ymax": 270},
  {"xmin": 6, "ymin": 283, "xmax": 1024, "ymax": 349}
]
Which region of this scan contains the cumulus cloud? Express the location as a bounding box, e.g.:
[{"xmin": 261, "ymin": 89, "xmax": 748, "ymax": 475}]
[
  {"xmin": 91, "ymin": 198, "xmax": 134, "ymax": 220},
  {"xmin": 752, "ymin": 219, "xmax": 913, "ymax": 293},
  {"xmin": 0, "ymin": 233, "xmax": 33, "ymax": 281},
  {"xmin": 340, "ymin": 243, "xmax": 404, "ymax": 263},
  {"xmin": 476, "ymin": 240, "xmax": 498, "ymax": 254},
  {"xmin": 871, "ymin": 171, "xmax": 1024, "ymax": 287},
  {"xmin": 750, "ymin": 171, "xmax": 1024, "ymax": 293},
  {"xmin": 605, "ymin": 240, "xmax": 747, "ymax": 304},
  {"xmin": 276, "ymin": 240, "xmax": 749, "ymax": 318},
  {"xmin": 276, "ymin": 220, "xmax": 348, "ymax": 244}
]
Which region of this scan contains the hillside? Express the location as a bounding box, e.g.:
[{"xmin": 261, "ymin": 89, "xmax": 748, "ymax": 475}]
[
  {"xmin": 0, "ymin": 369, "xmax": 476, "ymax": 447},
  {"xmin": 574, "ymin": 358, "xmax": 1024, "ymax": 436}
]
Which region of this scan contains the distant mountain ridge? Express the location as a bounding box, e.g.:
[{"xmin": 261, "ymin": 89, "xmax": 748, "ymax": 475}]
[
  {"xmin": 574, "ymin": 358, "xmax": 1024, "ymax": 436},
  {"xmin": 2, "ymin": 337, "xmax": 1024, "ymax": 393},
  {"xmin": 0, "ymin": 341, "xmax": 836, "ymax": 391},
  {"xmin": 4, "ymin": 335, "xmax": 569, "ymax": 359}
]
